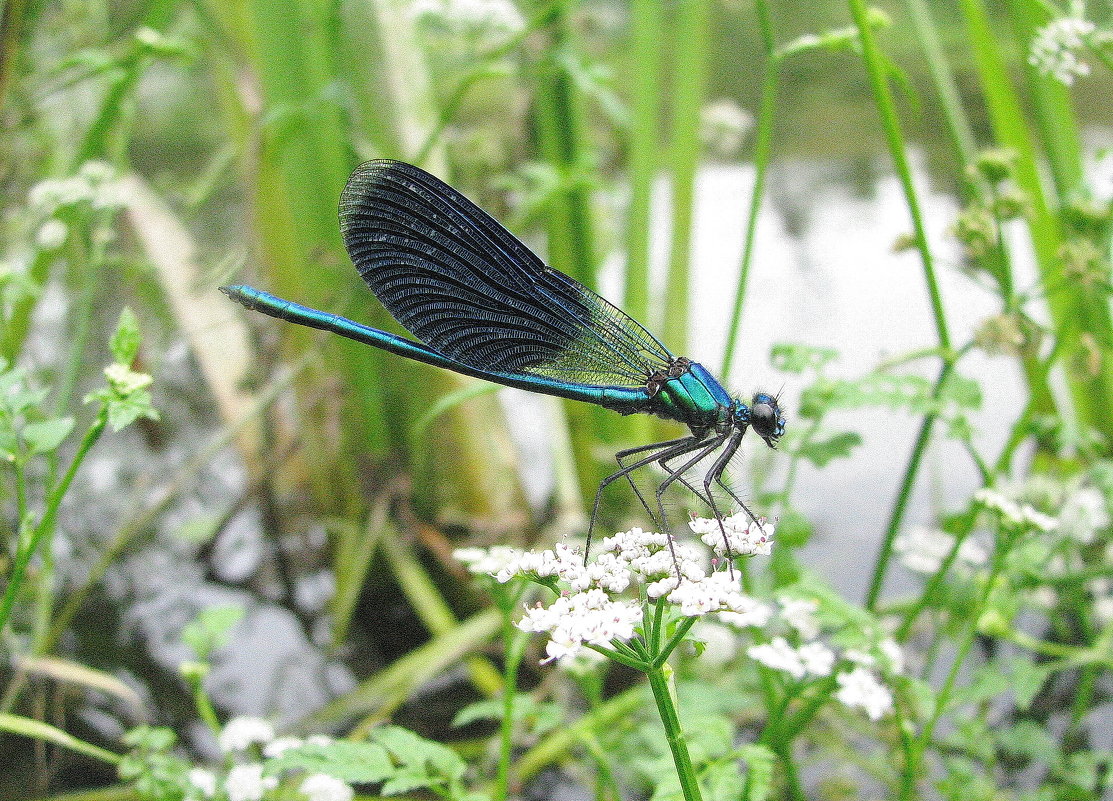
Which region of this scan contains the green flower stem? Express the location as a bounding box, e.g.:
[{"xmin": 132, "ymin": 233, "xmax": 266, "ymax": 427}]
[
  {"xmin": 895, "ymin": 524, "xmax": 972, "ymax": 641},
  {"xmin": 722, "ymin": 0, "xmax": 779, "ymax": 376},
  {"xmin": 900, "ymin": 539, "xmax": 1010, "ymax": 799},
  {"xmin": 645, "ymin": 663, "xmax": 703, "ymax": 801},
  {"xmin": 864, "ymin": 361, "xmax": 953, "ymax": 609},
  {"xmin": 848, "ymin": 0, "xmax": 951, "ymax": 354},
  {"xmin": 652, "ymin": 614, "xmax": 697, "ymax": 668},
  {"xmin": 494, "ymin": 626, "xmax": 529, "ymax": 801},
  {"xmin": 0, "ymin": 409, "xmax": 107, "ymax": 636}
]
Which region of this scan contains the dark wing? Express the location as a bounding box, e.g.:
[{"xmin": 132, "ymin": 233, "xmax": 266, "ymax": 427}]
[{"xmin": 338, "ymin": 160, "xmax": 673, "ymax": 387}]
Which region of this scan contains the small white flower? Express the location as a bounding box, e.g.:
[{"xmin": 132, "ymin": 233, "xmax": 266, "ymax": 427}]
[
  {"xmin": 700, "ymin": 99, "xmax": 753, "ymax": 157},
  {"xmin": 835, "ymin": 667, "xmax": 893, "ymax": 721},
  {"xmin": 894, "ymin": 526, "xmax": 988, "ymax": 574},
  {"xmin": 748, "ymin": 637, "xmax": 806, "ymax": 680},
  {"xmin": 797, "ymin": 642, "xmax": 835, "ymax": 677},
  {"xmin": 1094, "ymin": 595, "xmax": 1113, "ymax": 625},
  {"xmin": 778, "ymin": 597, "xmax": 820, "ymax": 640},
  {"xmin": 1029, "ymin": 13, "xmax": 1096, "ymax": 85},
  {"xmin": 878, "ymin": 638, "xmax": 905, "ymax": 674},
  {"xmin": 218, "ymin": 717, "xmax": 275, "ymax": 753},
  {"xmin": 410, "ymin": 0, "xmax": 524, "ymax": 34},
  {"xmin": 454, "ymin": 545, "xmax": 522, "ymax": 577},
  {"xmin": 300, "ymin": 773, "xmax": 354, "ymax": 801},
  {"xmin": 1020, "ymin": 505, "xmax": 1058, "ymax": 533},
  {"xmin": 305, "ymin": 734, "xmax": 334, "ymax": 747},
  {"xmin": 263, "ymin": 736, "xmax": 304, "ymax": 758},
  {"xmin": 1059, "ymin": 487, "xmax": 1110, "ymax": 543},
  {"xmin": 187, "ymin": 768, "xmax": 218, "ymax": 798},
  {"xmin": 517, "ymin": 589, "xmax": 642, "ymax": 663},
  {"xmin": 691, "ymin": 515, "xmax": 775, "ymax": 557},
  {"xmin": 35, "ymin": 219, "xmax": 68, "ymax": 250},
  {"xmin": 974, "ymin": 488, "xmax": 1024, "ymax": 524},
  {"xmin": 225, "ymin": 764, "xmax": 277, "ymax": 801}
]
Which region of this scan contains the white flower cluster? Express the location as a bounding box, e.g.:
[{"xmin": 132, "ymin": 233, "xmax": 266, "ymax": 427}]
[
  {"xmin": 456, "ymin": 519, "xmax": 777, "ymax": 662},
  {"xmin": 186, "ymin": 717, "xmax": 349, "ymax": 801},
  {"xmin": 689, "ymin": 514, "xmax": 775, "ymax": 558},
  {"xmin": 742, "ymin": 597, "xmax": 900, "ymax": 722},
  {"xmin": 893, "ymin": 525, "xmax": 988, "ymax": 575},
  {"xmin": 518, "ymin": 588, "xmax": 643, "ymax": 663},
  {"xmin": 1029, "ymin": 8, "xmax": 1096, "ymax": 86},
  {"xmin": 973, "ymin": 488, "xmax": 1058, "ymax": 532},
  {"xmin": 26, "ymin": 161, "xmax": 126, "ymax": 254}
]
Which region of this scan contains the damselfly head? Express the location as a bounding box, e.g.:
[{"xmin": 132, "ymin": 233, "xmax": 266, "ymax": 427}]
[{"xmin": 748, "ymin": 392, "xmax": 785, "ymax": 448}]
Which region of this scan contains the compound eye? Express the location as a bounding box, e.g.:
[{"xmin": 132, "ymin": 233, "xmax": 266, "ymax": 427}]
[
  {"xmin": 749, "ymin": 392, "xmax": 784, "ymax": 444},
  {"xmin": 751, "ymin": 402, "xmax": 776, "ymax": 437}
]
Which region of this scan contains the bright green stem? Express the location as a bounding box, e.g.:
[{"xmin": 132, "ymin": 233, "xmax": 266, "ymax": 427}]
[
  {"xmin": 865, "ymin": 362, "xmax": 953, "ymax": 609},
  {"xmin": 645, "ymin": 665, "xmax": 703, "ymax": 801},
  {"xmin": 662, "ymin": 0, "xmax": 711, "ymax": 354},
  {"xmin": 722, "ymin": 0, "xmax": 778, "ymax": 377},
  {"xmin": 623, "ymin": 0, "xmax": 663, "ymax": 325},
  {"xmin": 849, "ymin": 0, "xmax": 951, "ymax": 354},
  {"xmin": 495, "ymin": 627, "xmax": 529, "ymax": 801},
  {"xmin": 900, "ymin": 540, "xmax": 1009, "ymax": 799},
  {"xmin": 0, "ymin": 410, "xmax": 107, "ymax": 636}
]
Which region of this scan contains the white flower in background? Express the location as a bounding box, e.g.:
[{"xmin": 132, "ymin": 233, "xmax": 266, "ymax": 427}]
[
  {"xmin": 1029, "ymin": 5, "xmax": 1096, "ymax": 85},
  {"xmin": 778, "ymin": 597, "xmax": 820, "ymax": 640},
  {"xmin": 27, "ymin": 161, "xmax": 123, "ymax": 215},
  {"xmin": 305, "ymin": 734, "xmax": 334, "ymax": 747},
  {"xmin": 1094, "ymin": 595, "xmax": 1113, "ymax": 625},
  {"xmin": 748, "ymin": 637, "xmax": 807, "ymax": 679},
  {"xmin": 455, "ymin": 545, "xmax": 522, "ymax": 577},
  {"xmin": 35, "ymin": 219, "xmax": 68, "ymax": 250},
  {"xmin": 1059, "ymin": 486, "xmax": 1110, "ymax": 543},
  {"xmin": 797, "ymin": 642, "xmax": 836, "ymax": 677},
  {"xmin": 700, "ymin": 99, "xmax": 753, "ymax": 157},
  {"xmin": 187, "ymin": 768, "xmax": 218, "ymax": 798},
  {"xmin": 300, "ymin": 773, "xmax": 354, "ymax": 801},
  {"xmin": 690, "ymin": 515, "xmax": 775, "ymax": 557},
  {"xmin": 894, "ymin": 526, "xmax": 988, "ymax": 574},
  {"xmin": 410, "ymin": 0, "xmax": 524, "ymax": 34},
  {"xmin": 218, "ymin": 717, "xmax": 275, "ymax": 753},
  {"xmin": 835, "ymin": 667, "xmax": 893, "ymax": 720},
  {"xmin": 878, "ymin": 638, "xmax": 905, "ymax": 674},
  {"xmin": 974, "ymin": 488, "xmax": 1057, "ymax": 532},
  {"xmin": 263, "ymin": 736, "xmax": 304, "ymax": 758},
  {"xmin": 718, "ymin": 595, "xmax": 774, "ymax": 629},
  {"xmin": 225, "ymin": 764, "xmax": 277, "ymax": 801},
  {"xmin": 1020, "ymin": 505, "xmax": 1058, "ymax": 533}
]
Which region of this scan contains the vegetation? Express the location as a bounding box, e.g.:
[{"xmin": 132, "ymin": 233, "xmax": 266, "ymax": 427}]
[{"xmin": 1, "ymin": 0, "xmax": 1111, "ymax": 799}]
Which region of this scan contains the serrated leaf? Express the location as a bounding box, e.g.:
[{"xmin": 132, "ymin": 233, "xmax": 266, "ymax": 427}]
[
  {"xmin": 110, "ymin": 307, "xmax": 141, "ymax": 365},
  {"xmin": 381, "ymin": 770, "xmax": 436, "ymax": 796},
  {"xmin": 372, "ymin": 725, "xmax": 464, "ymax": 781},
  {"xmin": 22, "ymin": 417, "xmax": 74, "ymax": 454},
  {"xmin": 795, "ymin": 431, "xmax": 862, "ymax": 467},
  {"xmin": 265, "ymin": 742, "xmax": 393, "ymax": 783},
  {"xmin": 740, "ymin": 744, "xmax": 776, "ymax": 801}
]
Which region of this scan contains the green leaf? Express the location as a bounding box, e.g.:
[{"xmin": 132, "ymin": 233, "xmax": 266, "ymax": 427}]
[
  {"xmin": 181, "ymin": 605, "xmax": 244, "ymax": 660},
  {"xmin": 106, "ymin": 391, "xmax": 160, "ymax": 431},
  {"xmin": 265, "ymin": 742, "xmax": 394, "ymax": 783},
  {"xmin": 994, "ymin": 720, "xmax": 1059, "ymax": 766},
  {"xmin": 372, "ymin": 725, "xmax": 465, "ymax": 783},
  {"xmin": 22, "ymin": 417, "xmax": 74, "ymax": 455},
  {"xmin": 795, "ymin": 431, "xmax": 862, "ymax": 467},
  {"xmin": 770, "ymin": 343, "xmax": 839, "ymax": 374},
  {"xmin": 1006, "ymin": 658, "xmax": 1049, "ymax": 711},
  {"xmin": 739, "ymin": 744, "xmax": 776, "ymax": 801},
  {"xmin": 110, "ymin": 307, "xmax": 141, "ymax": 365}
]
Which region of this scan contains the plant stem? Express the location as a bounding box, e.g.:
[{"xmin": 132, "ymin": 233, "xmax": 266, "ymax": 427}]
[
  {"xmin": 0, "ymin": 410, "xmax": 107, "ymax": 636},
  {"xmin": 645, "ymin": 664, "xmax": 703, "ymax": 801},
  {"xmin": 494, "ymin": 627, "xmax": 529, "ymax": 801},
  {"xmin": 722, "ymin": 0, "xmax": 779, "ymax": 377}
]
